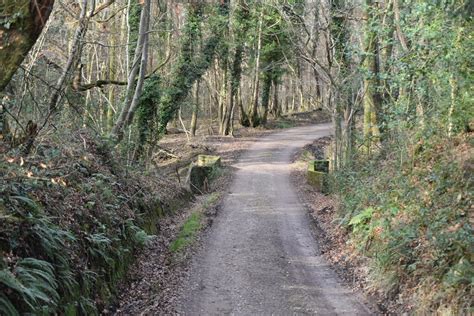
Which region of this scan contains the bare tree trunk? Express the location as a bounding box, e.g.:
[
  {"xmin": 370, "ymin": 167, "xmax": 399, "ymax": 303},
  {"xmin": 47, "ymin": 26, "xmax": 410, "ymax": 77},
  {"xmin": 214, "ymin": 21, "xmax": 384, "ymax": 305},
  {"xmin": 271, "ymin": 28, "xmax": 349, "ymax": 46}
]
[
  {"xmin": 218, "ymin": 65, "xmax": 228, "ymax": 134},
  {"xmin": 217, "ymin": 64, "xmax": 224, "ymax": 128},
  {"xmin": 296, "ymin": 59, "xmax": 304, "ymax": 110},
  {"xmin": 123, "ymin": 4, "xmax": 150, "ymax": 125},
  {"xmin": 103, "ymin": 8, "xmax": 123, "ymax": 132},
  {"xmin": 48, "ymin": 0, "xmax": 94, "ymax": 113},
  {"xmin": 291, "ymin": 79, "xmax": 296, "ymax": 112},
  {"xmin": 107, "ymin": 32, "xmax": 117, "ymax": 131},
  {"xmin": 190, "ymin": 80, "xmax": 200, "ymax": 137},
  {"xmin": 111, "ymin": 0, "xmax": 151, "ymax": 141},
  {"xmin": 220, "ymin": 74, "xmax": 232, "ymax": 135},
  {"xmin": 178, "ymin": 107, "xmax": 191, "ymax": 142}
]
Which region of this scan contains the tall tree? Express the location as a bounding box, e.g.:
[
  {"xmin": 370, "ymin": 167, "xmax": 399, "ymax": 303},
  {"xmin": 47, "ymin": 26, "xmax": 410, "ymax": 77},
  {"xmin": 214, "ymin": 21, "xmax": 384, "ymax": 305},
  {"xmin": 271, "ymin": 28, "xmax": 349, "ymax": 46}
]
[
  {"xmin": 248, "ymin": 9, "xmax": 263, "ymax": 127},
  {"xmin": 157, "ymin": 0, "xmax": 230, "ymax": 136},
  {"xmin": 112, "ymin": 0, "xmax": 152, "ymax": 141},
  {"xmin": 219, "ymin": 0, "xmax": 250, "ymax": 135},
  {"xmin": 363, "ymin": 0, "xmax": 383, "ymax": 154},
  {"xmin": 48, "ymin": 0, "xmax": 96, "ymax": 114}
]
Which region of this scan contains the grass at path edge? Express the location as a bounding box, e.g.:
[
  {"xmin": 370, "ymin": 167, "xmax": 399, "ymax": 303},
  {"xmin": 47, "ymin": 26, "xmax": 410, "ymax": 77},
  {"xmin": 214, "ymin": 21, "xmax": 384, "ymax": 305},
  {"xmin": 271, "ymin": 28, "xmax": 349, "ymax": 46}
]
[{"xmin": 169, "ymin": 192, "xmax": 221, "ymax": 253}]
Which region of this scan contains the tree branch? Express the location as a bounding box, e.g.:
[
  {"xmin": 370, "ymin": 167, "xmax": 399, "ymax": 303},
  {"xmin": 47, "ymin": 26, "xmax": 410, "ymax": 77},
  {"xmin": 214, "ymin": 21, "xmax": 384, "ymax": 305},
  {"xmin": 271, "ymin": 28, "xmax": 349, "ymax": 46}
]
[
  {"xmin": 91, "ymin": 0, "xmax": 115, "ymax": 17},
  {"xmin": 74, "ymin": 47, "xmax": 172, "ymax": 91}
]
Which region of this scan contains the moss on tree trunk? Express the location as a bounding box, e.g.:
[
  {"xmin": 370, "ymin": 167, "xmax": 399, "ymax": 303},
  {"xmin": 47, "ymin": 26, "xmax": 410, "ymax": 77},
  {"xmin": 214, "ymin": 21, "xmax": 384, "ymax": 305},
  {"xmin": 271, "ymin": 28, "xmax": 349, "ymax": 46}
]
[{"xmin": 0, "ymin": 0, "xmax": 55, "ymax": 91}]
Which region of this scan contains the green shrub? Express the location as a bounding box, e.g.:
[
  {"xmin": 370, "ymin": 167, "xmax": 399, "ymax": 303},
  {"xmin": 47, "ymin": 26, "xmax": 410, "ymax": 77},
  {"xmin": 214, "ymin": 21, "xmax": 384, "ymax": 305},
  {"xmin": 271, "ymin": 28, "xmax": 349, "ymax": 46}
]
[
  {"xmin": 331, "ymin": 133, "xmax": 473, "ymax": 313},
  {"xmin": 1, "ymin": 191, "xmax": 152, "ymax": 315},
  {"xmin": 0, "ymin": 258, "xmax": 58, "ymax": 315}
]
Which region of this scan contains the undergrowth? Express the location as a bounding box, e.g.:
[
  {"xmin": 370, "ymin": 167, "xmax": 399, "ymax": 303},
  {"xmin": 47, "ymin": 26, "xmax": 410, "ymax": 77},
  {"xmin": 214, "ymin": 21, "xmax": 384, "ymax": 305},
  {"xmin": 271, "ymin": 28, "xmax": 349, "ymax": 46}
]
[
  {"xmin": 0, "ymin": 130, "xmax": 173, "ymax": 315},
  {"xmin": 330, "ymin": 132, "xmax": 473, "ymax": 314}
]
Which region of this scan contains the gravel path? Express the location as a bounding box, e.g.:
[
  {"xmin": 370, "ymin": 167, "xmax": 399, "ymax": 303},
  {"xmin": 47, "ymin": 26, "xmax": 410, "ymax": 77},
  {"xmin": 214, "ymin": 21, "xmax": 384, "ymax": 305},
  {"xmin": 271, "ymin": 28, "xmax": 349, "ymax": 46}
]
[{"xmin": 177, "ymin": 124, "xmax": 371, "ymax": 315}]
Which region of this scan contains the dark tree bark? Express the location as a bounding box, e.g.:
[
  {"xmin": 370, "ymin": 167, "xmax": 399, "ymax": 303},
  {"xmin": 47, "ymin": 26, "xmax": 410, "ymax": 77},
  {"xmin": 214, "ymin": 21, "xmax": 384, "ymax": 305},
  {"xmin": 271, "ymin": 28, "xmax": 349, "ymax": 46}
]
[
  {"xmin": 260, "ymin": 74, "xmax": 272, "ymax": 125},
  {"xmin": 0, "ymin": 0, "xmax": 55, "ymax": 91}
]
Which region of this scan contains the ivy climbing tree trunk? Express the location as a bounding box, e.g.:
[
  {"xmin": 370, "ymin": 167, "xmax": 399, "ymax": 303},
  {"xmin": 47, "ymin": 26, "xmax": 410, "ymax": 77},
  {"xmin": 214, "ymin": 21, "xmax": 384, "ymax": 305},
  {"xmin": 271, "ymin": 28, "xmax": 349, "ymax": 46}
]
[
  {"xmin": 220, "ymin": 0, "xmax": 250, "ymax": 136},
  {"xmin": 271, "ymin": 80, "xmax": 281, "ymax": 118},
  {"xmin": 363, "ymin": 0, "xmax": 382, "ymax": 154},
  {"xmin": 134, "ymin": 75, "xmax": 160, "ymax": 160},
  {"xmin": 260, "ymin": 74, "xmax": 272, "ymax": 125},
  {"xmin": 248, "ymin": 10, "xmax": 264, "ymax": 128},
  {"xmin": 156, "ymin": 0, "xmax": 230, "ymax": 136}
]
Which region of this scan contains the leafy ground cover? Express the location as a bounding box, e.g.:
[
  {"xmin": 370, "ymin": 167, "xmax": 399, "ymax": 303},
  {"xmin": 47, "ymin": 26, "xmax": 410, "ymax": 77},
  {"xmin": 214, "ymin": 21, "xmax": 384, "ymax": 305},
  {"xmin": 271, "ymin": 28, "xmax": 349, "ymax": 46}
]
[{"xmin": 0, "ymin": 129, "xmax": 189, "ymax": 315}]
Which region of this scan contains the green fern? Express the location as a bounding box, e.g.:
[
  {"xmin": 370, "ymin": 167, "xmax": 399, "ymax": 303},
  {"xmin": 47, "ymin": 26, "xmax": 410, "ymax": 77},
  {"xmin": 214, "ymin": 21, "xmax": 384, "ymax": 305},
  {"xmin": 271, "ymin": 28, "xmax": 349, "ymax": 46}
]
[
  {"xmin": 77, "ymin": 296, "xmax": 97, "ymax": 315},
  {"xmin": 79, "ymin": 269, "xmax": 97, "ymax": 296},
  {"xmin": 349, "ymin": 207, "xmax": 374, "ymax": 232},
  {"xmin": 0, "ymin": 258, "xmax": 59, "ymax": 314},
  {"xmin": 3, "ymin": 192, "xmax": 150, "ymax": 314},
  {"xmin": 30, "ymin": 218, "xmax": 75, "ymax": 267},
  {"xmin": 10, "ymin": 195, "xmax": 40, "ymax": 216},
  {"xmin": 86, "ymin": 233, "xmax": 114, "ymax": 267},
  {"xmin": 125, "ymin": 220, "xmax": 153, "ymax": 247},
  {"xmin": 56, "ymin": 264, "xmax": 78, "ymax": 299},
  {"xmin": 0, "ymin": 294, "xmax": 19, "ymax": 316}
]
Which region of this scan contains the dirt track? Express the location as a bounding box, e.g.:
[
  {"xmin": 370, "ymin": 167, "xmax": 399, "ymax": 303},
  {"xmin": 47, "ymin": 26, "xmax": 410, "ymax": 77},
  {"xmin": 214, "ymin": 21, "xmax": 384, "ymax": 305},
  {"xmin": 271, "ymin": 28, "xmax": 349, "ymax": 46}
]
[{"xmin": 178, "ymin": 124, "xmax": 371, "ymax": 315}]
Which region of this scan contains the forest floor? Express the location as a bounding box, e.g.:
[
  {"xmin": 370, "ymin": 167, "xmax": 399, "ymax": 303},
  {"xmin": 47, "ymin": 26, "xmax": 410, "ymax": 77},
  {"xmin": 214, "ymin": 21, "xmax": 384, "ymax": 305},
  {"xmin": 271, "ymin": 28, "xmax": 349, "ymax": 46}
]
[{"xmin": 112, "ymin": 111, "xmax": 375, "ymax": 314}]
